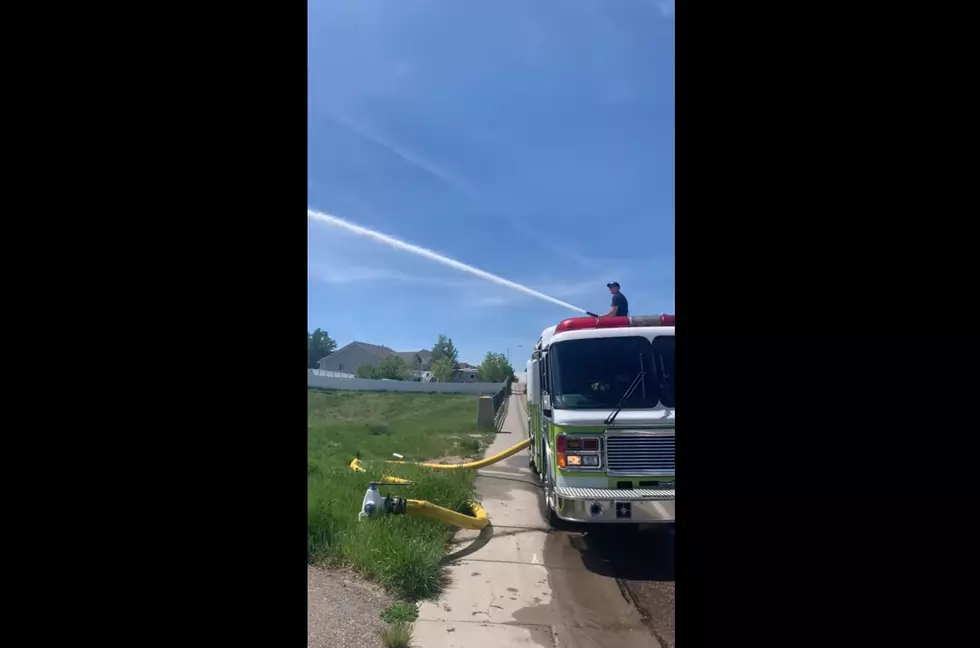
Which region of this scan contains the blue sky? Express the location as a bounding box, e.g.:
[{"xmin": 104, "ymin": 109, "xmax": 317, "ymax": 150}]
[{"xmin": 308, "ymin": 0, "xmax": 674, "ymax": 367}]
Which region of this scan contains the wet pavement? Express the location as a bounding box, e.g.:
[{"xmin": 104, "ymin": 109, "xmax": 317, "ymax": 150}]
[
  {"xmin": 575, "ymin": 527, "xmax": 675, "ymax": 648},
  {"xmin": 415, "ymin": 395, "xmax": 674, "ymax": 648}
]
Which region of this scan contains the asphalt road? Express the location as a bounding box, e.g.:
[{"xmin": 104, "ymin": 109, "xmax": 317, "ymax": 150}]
[{"xmin": 568, "ymin": 525, "xmax": 675, "ymax": 648}]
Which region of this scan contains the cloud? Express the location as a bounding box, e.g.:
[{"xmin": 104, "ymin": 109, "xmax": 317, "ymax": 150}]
[
  {"xmin": 325, "ymin": 113, "xmax": 477, "ymax": 198},
  {"xmin": 324, "ymin": 114, "xmax": 610, "ymax": 271}
]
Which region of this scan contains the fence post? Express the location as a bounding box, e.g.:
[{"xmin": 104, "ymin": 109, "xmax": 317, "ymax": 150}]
[{"xmin": 477, "ymin": 396, "xmax": 496, "ymax": 429}]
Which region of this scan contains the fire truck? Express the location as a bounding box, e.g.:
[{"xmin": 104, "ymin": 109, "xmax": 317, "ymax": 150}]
[{"xmin": 526, "ymin": 314, "xmax": 675, "ymax": 526}]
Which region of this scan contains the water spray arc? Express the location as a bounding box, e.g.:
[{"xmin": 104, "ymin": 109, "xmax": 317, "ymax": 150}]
[{"xmin": 308, "ymin": 209, "xmax": 587, "ymax": 314}]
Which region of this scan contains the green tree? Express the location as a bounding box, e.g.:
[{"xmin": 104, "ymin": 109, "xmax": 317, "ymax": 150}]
[
  {"xmin": 377, "ymin": 355, "xmax": 410, "ymax": 380},
  {"xmin": 430, "ymin": 356, "xmax": 456, "ymax": 383},
  {"xmin": 477, "ymin": 352, "xmax": 514, "ymax": 383},
  {"xmin": 431, "ymin": 335, "xmax": 459, "ymax": 369},
  {"xmin": 355, "ymin": 356, "xmax": 410, "ymax": 380},
  {"xmin": 356, "ymin": 364, "xmax": 379, "ymax": 379},
  {"xmin": 308, "ymin": 329, "xmax": 337, "ymax": 368}
]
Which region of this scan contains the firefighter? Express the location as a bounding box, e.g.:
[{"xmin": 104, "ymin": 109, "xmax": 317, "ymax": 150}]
[{"xmin": 601, "ymin": 281, "xmax": 630, "ymax": 317}]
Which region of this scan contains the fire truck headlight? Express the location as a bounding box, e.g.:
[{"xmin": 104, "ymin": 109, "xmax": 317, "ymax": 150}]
[
  {"xmin": 582, "ymin": 455, "xmax": 599, "ymax": 467},
  {"xmin": 566, "ymin": 455, "xmax": 582, "ymax": 466}
]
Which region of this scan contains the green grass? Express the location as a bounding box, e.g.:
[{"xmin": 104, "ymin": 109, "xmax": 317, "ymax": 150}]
[
  {"xmin": 379, "ymin": 621, "xmax": 414, "ymax": 648},
  {"xmin": 308, "ymin": 390, "xmax": 494, "ymax": 601},
  {"xmin": 381, "ymin": 602, "xmax": 419, "ymax": 625},
  {"xmin": 380, "ymin": 602, "xmax": 418, "ymax": 648}
]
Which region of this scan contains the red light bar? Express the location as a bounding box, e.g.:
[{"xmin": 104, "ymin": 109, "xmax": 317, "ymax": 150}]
[
  {"xmin": 555, "ymin": 316, "xmax": 629, "ymax": 333},
  {"xmin": 556, "ymin": 434, "xmax": 566, "ymax": 453},
  {"xmin": 555, "ymin": 314, "xmax": 675, "ymax": 333}
]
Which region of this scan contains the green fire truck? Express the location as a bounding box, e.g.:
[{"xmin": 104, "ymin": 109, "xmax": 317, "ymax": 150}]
[{"xmin": 525, "ymin": 314, "xmax": 675, "ymax": 526}]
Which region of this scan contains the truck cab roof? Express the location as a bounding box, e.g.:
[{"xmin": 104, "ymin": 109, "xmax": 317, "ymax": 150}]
[{"xmin": 536, "ymin": 315, "xmax": 674, "ymax": 351}]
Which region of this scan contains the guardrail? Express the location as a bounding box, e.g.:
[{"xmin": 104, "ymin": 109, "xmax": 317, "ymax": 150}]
[{"xmin": 491, "ymin": 385, "xmax": 507, "ymax": 413}]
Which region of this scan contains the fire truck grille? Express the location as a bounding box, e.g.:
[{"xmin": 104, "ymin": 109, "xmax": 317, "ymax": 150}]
[{"xmin": 605, "ymin": 433, "xmax": 675, "ymax": 475}]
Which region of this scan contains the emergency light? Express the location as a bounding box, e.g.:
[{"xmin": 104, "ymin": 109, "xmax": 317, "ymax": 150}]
[
  {"xmin": 555, "ymin": 314, "xmax": 675, "ymax": 334},
  {"xmin": 556, "ymin": 433, "xmax": 602, "ymax": 470}
]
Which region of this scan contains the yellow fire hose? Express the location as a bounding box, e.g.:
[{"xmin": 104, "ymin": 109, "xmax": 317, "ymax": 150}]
[
  {"xmin": 406, "ymin": 499, "xmax": 489, "ymax": 530},
  {"xmin": 349, "ymin": 438, "xmax": 530, "ymax": 529},
  {"xmin": 349, "ymin": 457, "xmax": 412, "ymax": 483},
  {"xmin": 387, "ymin": 438, "xmax": 530, "ymax": 470}
]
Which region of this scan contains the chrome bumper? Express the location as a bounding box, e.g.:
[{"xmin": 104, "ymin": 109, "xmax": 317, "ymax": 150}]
[{"xmin": 553, "ymin": 486, "xmax": 675, "ymax": 524}]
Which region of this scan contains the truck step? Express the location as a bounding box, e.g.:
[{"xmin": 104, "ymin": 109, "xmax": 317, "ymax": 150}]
[{"xmin": 554, "ymin": 486, "xmax": 674, "ymax": 501}]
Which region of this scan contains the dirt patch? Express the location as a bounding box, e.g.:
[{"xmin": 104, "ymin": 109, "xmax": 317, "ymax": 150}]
[
  {"xmin": 426, "ymin": 436, "xmax": 494, "ymax": 465},
  {"xmin": 623, "ymin": 579, "xmax": 674, "ymax": 648},
  {"xmin": 308, "ymin": 566, "xmax": 394, "ymax": 648},
  {"xmin": 424, "ymin": 455, "xmax": 471, "ymax": 465}
]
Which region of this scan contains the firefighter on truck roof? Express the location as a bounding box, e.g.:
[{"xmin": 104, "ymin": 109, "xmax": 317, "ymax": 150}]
[{"xmin": 601, "ymin": 281, "xmax": 629, "ymax": 318}]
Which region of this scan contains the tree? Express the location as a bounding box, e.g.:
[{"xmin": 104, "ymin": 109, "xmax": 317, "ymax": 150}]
[
  {"xmin": 356, "ymin": 356, "xmax": 410, "ymax": 380},
  {"xmin": 477, "ymin": 352, "xmax": 514, "ymax": 383},
  {"xmin": 430, "ymin": 356, "xmax": 456, "ymax": 383},
  {"xmin": 356, "ymin": 364, "xmax": 378, "ymax": 379},
  {"xmin": 308, "ymin": 329, "xmax": 337, "ymax": 368},
  {"xmin": 377, "ymin": 355, "xmax": 410, "ymax": 381},
  {"xmin": 431, "ymin": 334, "xmax": 459, "ymax": 369}
]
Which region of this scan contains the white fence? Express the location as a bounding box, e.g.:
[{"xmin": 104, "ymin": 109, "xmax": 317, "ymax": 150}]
[
  {"xmin": 309, "ymin": 369, "xmax": 356, "ymax": 379},
  {"xmin": 308, "ymin": 370, "xmax": 505, "ymax": 394},
  {"xmin": 309, "ymin": 369, "xmax": 436, "ymax": 382}
]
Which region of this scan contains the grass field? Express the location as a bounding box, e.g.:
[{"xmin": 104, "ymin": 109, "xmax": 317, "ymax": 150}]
[{"xmin": 307, "ymin": 390, "xmax": 498, "ymax": 601}]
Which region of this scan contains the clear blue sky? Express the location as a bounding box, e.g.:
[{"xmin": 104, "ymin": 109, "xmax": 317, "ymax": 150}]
[{"xmin": 308, "ymin": 0, "xmax": 674, "ymax": 367}]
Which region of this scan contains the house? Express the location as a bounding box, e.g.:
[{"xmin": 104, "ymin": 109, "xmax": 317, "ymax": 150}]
[
  {"xmin": 394, "ymin": 350, "xmax": 433, "ymax": 372},
  {"xmin": 453, "ymin": 367, "xmax": 480, "ymax": 382},
  {"xmin": 317, "ymin": 342, "xmax": 394, "ymax": 375},
  {"xmin": 317, "ymin": 343, "xmax": 434, "ymax": 376}
]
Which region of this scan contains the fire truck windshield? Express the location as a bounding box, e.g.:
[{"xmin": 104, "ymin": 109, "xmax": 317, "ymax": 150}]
[{"xmin": 550, "ymin": 335, "xmax": 674, "ymax": 410}]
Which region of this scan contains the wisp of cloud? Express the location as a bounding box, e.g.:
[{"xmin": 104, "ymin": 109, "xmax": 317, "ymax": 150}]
[{"xmin": 308, "ymin": 209, "xmax": 588, "ymax": 314}]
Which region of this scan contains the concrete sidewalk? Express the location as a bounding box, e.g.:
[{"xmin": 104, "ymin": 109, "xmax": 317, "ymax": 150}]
[{"xmin": 414, "ymin": 394, "xmax": 660, "ymax": 648}]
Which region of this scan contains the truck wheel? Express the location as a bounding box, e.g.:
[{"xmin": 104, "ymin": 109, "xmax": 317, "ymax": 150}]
[{"xmin": 538, "ymin": 461, "xmax": 561, "ymax": 528}]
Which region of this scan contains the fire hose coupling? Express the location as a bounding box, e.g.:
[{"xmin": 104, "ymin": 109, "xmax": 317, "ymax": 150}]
[{"xmin": 358, "ymin": 482, "xmax": 412, "ymax": 521}]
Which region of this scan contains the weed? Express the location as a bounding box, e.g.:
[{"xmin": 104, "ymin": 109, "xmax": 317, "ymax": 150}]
[
  {"xmin": 455, "ymin": 437, "xmax": 482, "ymax": 455},
  {"xmin": 381, "ymin": 602, "xmax": 419, "ymax": 625},
  {"xmin": 368, "ymin": 424, "xmax": 390, "ymax": 436},
  {"xmin": 379, "ymin": 621, "xmax": 413, "ymax": 648}
]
